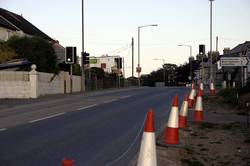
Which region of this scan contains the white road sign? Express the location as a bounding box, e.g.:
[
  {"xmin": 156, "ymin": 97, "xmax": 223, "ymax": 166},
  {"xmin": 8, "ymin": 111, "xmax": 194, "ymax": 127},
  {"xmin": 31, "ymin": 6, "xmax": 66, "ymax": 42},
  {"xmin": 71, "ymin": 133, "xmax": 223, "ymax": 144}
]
[{"xmin": 220, "ymin": 57, "xmax": 249, "ymax": 67}]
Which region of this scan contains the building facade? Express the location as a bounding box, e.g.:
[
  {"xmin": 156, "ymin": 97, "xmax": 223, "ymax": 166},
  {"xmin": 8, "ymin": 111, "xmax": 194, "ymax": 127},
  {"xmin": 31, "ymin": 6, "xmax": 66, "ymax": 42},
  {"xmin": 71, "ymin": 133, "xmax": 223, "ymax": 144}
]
[{"xmin": 89, "ymin": 55, "xmax": 123, "ymax": 74}]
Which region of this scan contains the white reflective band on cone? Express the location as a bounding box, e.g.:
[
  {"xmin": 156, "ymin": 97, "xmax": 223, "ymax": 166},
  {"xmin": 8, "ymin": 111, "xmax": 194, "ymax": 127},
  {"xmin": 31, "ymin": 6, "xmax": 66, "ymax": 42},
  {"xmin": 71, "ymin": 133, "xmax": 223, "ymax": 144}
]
[
  {"xmin": 137, "ymin": 132, "xmax": 157, "ymax": 166},
  {"xmin": 210, "ymin": 82, "xmax": 215, "ymax": 90},
  {"xmin": 189, "ymin": 89, "xmax": 195, "ymax": 100},
  {"xmin": 167, "ymin": 106, "xmax": 179, "ymax": 128},
  {"xmin": 195, "ymin": 97, "xmax": 203, "ymax": 111},
  {"xmin": 180, "ymin": 101, "xmax": 188, "ymax": 117},
  {"xmin": 200, "ymin": 83, "xmax": 204, "ymax": 90}
]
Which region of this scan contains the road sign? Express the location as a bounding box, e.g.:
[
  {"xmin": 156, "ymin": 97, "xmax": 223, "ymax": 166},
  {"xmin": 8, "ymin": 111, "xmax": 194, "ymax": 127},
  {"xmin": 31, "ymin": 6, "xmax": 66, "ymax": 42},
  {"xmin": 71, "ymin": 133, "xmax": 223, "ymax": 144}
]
[{"xmin": 220, "ymin": 57, "xmax": 249, "ymax": 67}]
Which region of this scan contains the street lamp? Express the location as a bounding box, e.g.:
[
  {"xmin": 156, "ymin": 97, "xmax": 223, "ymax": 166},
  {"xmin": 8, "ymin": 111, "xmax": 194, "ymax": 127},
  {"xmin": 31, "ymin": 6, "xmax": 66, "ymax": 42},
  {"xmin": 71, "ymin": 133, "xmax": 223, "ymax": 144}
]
[
  {"xmin": 178, "ymin": 44, "xmax": 193, "ymax": 80},
  {"xmin": 154, "ymin": 58, "xmax": 166, "ymax": 85},
  {"xmin": 137, "ymin": 24, "xmax": 158, "ymax": 87},
  {"xmin": 209, "ymin": 0, "xmax": 214, "ymax": 82},
  {"xmin": 81, "ymin": 0, "xmax": 86, "ymax": 92}
]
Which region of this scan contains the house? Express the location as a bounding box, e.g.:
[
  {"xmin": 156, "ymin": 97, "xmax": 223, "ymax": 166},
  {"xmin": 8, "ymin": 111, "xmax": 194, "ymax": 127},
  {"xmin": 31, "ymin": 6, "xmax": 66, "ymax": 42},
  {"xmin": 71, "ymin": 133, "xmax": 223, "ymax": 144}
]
[
  {"xmin": 217, "ymin": 41, "xmax": 250, "ymax": 87},
  {"xmin": 0, "ymin": 8, "xmax": 65, "ymax": 63},
  {"xmin": 89, "ymin": 55, "xmax": 123, "ymax": 75}
]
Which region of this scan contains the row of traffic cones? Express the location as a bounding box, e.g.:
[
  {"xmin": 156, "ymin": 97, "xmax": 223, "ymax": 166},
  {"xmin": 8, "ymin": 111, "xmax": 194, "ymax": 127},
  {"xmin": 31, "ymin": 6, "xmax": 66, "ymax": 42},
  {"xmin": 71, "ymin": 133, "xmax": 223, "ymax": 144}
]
[
  {"xmin": 137, "ymin": 80, "xmax": 209, "ymax": 165},
  {"xmin": 61, "ymin": 81, "xmax": 209, "ymax": 166},
  {"xmin": 188, "ymin": 80, "xmax": 216, "ymax": 101}
]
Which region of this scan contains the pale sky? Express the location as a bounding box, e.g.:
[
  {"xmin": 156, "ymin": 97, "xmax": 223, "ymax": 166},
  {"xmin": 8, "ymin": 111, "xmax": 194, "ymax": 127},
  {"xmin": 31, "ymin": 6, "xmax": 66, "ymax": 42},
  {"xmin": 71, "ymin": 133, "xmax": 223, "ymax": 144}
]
[{"xmin": 1, "ymin": 0, "xmax": 250, "ymax": 77}]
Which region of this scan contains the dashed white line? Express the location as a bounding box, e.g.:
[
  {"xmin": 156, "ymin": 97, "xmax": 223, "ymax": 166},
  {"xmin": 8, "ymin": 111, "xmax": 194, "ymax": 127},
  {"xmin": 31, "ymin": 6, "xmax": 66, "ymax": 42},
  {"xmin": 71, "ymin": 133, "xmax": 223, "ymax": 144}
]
[
  {"xmin": 76, "ymin": 104, "xmax": 98, "ymax": 111},
  {"xmin": 29, "ymin": 112, "xmax": 65, "ymax": 123},
  {"xmin": 0, "ymin": 128, "xmax": 7, "ymax": 132},
  {"xmin": 119, "ymin": 95, "xmax": 132, "ymax": 99},
  {"xmin": 103, "ymin": 99, "xmax": 118, "ymax": 104}
]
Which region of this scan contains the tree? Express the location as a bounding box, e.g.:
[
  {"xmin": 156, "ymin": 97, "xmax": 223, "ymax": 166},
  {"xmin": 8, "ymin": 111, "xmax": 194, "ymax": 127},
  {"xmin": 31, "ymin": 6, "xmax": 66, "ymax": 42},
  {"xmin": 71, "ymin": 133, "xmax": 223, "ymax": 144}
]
[
  {"xmin": 0, "ymin": 43, "xmax": 17, "ymax": 63},
  {"xmin": 6, "ymin": 36, "xmax": 59, "ymax": 73}
]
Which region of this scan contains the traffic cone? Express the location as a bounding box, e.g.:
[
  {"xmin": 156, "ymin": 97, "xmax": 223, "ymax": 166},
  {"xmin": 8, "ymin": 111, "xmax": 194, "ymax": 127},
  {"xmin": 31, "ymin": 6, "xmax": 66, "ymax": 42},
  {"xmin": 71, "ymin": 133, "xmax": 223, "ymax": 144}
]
[
  {"xmin": 137, "ymin": 110, "xmax": 157, "ymax": 166},
  {"xmin": 210, "ymin": 81, "xmax": 216, "ymax": 95},
  {"xmin": 194, "ymin": 89, "xmax": 204, "ymax": 122},
  {"xmin": 164, "ymin": 95, "xmax": 179, "ymax": 144},
  {"xmin": 188, "ymin": 83, "xmax": 196, "ymax": 108},
  {"xmin": 179, "ymin": 95, "xmax": 189, "ymax": 128},
  {"xmin": 61, "ymin": 158, "xmax": 75, "ymax": 166},
  {"xmin": 199, "ymin": 81, "xmax": 204, "ymax": 97}
]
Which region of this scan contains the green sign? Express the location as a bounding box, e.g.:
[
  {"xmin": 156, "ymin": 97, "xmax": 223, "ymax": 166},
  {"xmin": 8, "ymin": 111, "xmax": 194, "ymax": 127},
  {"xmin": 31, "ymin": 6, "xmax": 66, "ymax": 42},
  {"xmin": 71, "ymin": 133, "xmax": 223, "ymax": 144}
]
[{"xmin": 89, "ymin": 58, "xmax": 98, "ymax": 64}]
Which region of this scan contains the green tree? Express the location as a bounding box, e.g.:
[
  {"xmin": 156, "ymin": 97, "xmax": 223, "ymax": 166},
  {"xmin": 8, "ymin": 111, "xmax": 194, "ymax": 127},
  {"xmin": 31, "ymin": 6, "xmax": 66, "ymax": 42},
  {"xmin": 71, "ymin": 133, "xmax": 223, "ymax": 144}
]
[{"xmin": 6, "ymin": 36, "xmax": 59, "ymax": 73}]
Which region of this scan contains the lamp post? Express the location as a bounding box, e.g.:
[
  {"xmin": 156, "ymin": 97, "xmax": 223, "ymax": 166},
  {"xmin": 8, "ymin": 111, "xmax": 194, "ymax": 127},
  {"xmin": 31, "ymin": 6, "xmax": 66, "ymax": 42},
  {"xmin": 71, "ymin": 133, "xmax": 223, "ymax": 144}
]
[
  {"xmin": 209, "ymin": 0, "xmax": 214, "ymax": 82},
  {"xmin": 137, "ymin": 24, "xmax": 158, "ymax": 87},
  {"xmin": 81, "ymin": 0, "xmax": 86, "ymax": 92},
  {"xmin": 178, "ymin": 44, "xmax": 193, "ymax": 81},
  {"xmin": 154, "ymin": 58, "xmax": 166, "ymax": 85}
]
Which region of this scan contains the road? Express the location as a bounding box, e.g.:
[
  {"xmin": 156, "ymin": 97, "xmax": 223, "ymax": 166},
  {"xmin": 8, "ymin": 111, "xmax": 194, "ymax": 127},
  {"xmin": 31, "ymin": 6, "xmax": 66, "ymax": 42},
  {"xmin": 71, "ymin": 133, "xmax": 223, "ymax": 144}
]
[{"xmin": 0, "ymin": 87, "xmax": 189, "ymax": 166}]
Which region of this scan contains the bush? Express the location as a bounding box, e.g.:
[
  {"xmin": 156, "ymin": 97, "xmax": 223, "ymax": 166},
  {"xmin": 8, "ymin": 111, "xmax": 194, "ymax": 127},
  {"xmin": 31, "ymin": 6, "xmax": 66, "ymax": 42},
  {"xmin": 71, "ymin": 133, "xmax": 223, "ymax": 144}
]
[
  {"xmin": 239, "ymin": 81, "xmax": 250, "ymax": 95},
  {"xmin": 219, "ymin": 88, "xmax": 239, "ymax": 105},
  {"xmin": 0, "ymin": 43, "xmax": 17, "ymax": 63}
]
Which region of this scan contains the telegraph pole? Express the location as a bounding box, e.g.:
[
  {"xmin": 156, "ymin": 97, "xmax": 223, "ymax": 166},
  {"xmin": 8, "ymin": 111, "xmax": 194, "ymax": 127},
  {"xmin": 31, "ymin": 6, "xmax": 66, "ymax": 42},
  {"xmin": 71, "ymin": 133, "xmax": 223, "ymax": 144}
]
[
  {"xmin": 81, "ymin": 0, "xmax": 86, "ymax": 92},
  {"xmin": 209, "ymin": 0, "xmax": 214, "ymax": 81},
  {"xmin": 132, "ymin": 37, "xmax": 134, "ymax": 77}
]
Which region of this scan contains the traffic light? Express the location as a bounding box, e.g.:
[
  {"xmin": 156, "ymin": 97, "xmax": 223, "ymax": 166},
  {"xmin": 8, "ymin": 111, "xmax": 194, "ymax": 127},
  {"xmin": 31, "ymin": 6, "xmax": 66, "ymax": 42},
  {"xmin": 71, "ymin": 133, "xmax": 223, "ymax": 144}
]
[
  {"xmin": 115, "ymin": 57, "xmax": 122, "ymax": 69},
  {"xmin": 199, "ymin": 45, "xmax": 205, "ymax": 55},
  {"xmin": 82, "ymin": 52, "xmax": 90, "ymax": 65},
  {"xmin": 65, "ymin": 47, "xmax": 76, "ymax": 64}
]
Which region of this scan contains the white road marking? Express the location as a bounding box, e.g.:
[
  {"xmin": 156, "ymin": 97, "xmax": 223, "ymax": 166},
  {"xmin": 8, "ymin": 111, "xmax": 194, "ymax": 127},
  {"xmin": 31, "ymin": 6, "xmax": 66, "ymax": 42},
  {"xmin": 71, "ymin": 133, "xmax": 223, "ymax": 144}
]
[
  {"xmin": 119, "ymin": 95, "xmax": 132, "ymax": 99},
  {"xmin": 103, "ymin": 99, "xmax": 118, "ymax": 104},
  {"xmin": 0, "ymin": 128, "xmax": 7, "ymax": 132},
  {"xmin": 29, "ymin": 112, "xmax": 65, "ymax": 123},
  {"xmin": 76, "ymin": 104, "xmax": 98, "ymax": 111}
]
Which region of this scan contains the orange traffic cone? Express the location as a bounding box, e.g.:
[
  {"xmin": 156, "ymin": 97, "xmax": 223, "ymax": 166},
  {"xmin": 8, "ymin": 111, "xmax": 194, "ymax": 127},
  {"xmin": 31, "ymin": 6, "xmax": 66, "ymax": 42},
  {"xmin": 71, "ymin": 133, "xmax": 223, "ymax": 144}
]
[
  {"xmin": 194, "ymin": 89, "xmax": 204, "ymax": 122},
  {"xmin": 188, "ymin": 83, "xmax": 196, "ymax": 108},
  {"xmin": 137, "ymin": 109, "xmax": 157, "ymax": 166},
  {"xmin": 179, "ymin": 94, "xmax": 189, "ymax": 128},
  {"xmin": 210, "ymin": 81, "xmax": 216, "ymax": 95},
  {"xmin": 62, "ymin": 158, "xmax": 75, "ymax": 166},
  {"xmin": 164, "ymin": 95, "xmax": 179, "ymax": 144}
]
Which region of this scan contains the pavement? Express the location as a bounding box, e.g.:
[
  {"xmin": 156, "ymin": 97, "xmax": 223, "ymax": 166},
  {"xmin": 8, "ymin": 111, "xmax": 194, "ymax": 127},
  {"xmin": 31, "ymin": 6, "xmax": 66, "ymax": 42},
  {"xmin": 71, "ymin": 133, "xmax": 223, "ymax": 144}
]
[{"xmin": 0, "ymin": 86, "xmax": 189, "ymax": 166}]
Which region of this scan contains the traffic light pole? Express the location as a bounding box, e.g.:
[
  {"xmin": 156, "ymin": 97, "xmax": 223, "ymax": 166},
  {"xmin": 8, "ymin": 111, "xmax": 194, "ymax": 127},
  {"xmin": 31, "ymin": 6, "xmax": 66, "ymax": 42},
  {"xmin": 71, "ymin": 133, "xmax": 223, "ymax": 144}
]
[{"xmin": 70, "ymin": 64, "xmax": 73, "ymax": 93}]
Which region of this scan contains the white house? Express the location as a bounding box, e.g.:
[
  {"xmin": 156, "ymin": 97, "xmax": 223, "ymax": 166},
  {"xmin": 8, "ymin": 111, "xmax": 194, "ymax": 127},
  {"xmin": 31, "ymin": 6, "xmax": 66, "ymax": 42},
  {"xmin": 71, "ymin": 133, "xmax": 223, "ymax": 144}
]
[
  {"xmin": 0, "ymin": 8, "xmax": 65, "ymax": 63},
  {"xmin": 89, "ymin": 55, "xmax": 123, "ymax": 74}
]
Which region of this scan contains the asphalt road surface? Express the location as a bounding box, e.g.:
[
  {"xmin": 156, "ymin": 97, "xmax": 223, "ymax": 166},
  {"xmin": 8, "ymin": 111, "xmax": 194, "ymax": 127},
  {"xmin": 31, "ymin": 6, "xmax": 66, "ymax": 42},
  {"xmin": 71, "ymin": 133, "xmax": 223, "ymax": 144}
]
[{"xmin": 0, "ymin": 87, "xmax": 189, "ymax": 166}]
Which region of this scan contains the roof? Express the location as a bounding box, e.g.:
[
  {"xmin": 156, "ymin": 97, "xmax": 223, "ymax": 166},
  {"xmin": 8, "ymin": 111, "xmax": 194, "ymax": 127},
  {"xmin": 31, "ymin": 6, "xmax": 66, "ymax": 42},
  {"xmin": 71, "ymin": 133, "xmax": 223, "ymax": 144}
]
[
  {"xmin": 223, "ymin": 41, "xmax": 250, "ymax": 56},
  {"xmin": 0, "ymin": 8, "xmax": 54, "ymax": 41},
  {"xmin": 0, "ymin": 15, "xmax": 18, "ymax": 31}
]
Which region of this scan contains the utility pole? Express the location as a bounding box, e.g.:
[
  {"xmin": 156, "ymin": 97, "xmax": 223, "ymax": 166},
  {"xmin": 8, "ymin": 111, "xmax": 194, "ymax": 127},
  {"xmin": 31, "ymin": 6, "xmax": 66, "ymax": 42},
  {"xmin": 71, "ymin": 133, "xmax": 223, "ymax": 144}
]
[
  {"xmin": 81, "ymin": 0, "xmax": 86, "ymax": 92},
  {"xmin": 123, "ymin": 57, "xmax": 125, "ymax": 78},
  {"xmin": 209, "ymin": 0, "xmax": 214, "ymax": 82},
  {"xmin": 132, "ymin": 37, "xmax": 134, "ymax": 77}
]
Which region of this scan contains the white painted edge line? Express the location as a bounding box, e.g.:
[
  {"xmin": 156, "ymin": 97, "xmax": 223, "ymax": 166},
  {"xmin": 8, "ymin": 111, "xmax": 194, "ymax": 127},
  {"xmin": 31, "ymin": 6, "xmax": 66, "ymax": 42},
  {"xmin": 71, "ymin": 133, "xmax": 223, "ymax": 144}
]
[
  {"xmin": 29, "ymin": 112, "xmax": 65, "ymax": 123},
  {"xmin": 103, "ymin": 99, "xmax": 118, "ymax": 104},
  {"xmin": 119, "ymin": 95, "xmax": 132, "ymax": 99},
  {"xmin": 0, "ymin": 128, "xmax": 7, "ymax": 132},
  {"xmin": 76, "ymin": 104, "xmax": 98, "ymax": 111}
]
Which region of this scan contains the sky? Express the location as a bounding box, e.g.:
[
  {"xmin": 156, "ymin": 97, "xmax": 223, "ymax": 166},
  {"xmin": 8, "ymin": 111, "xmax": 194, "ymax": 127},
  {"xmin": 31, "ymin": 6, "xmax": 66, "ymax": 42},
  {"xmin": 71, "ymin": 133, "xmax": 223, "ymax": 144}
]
[{"xmin": 1, "ymin": 0, "xmax": 250, "ymax": 77}]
